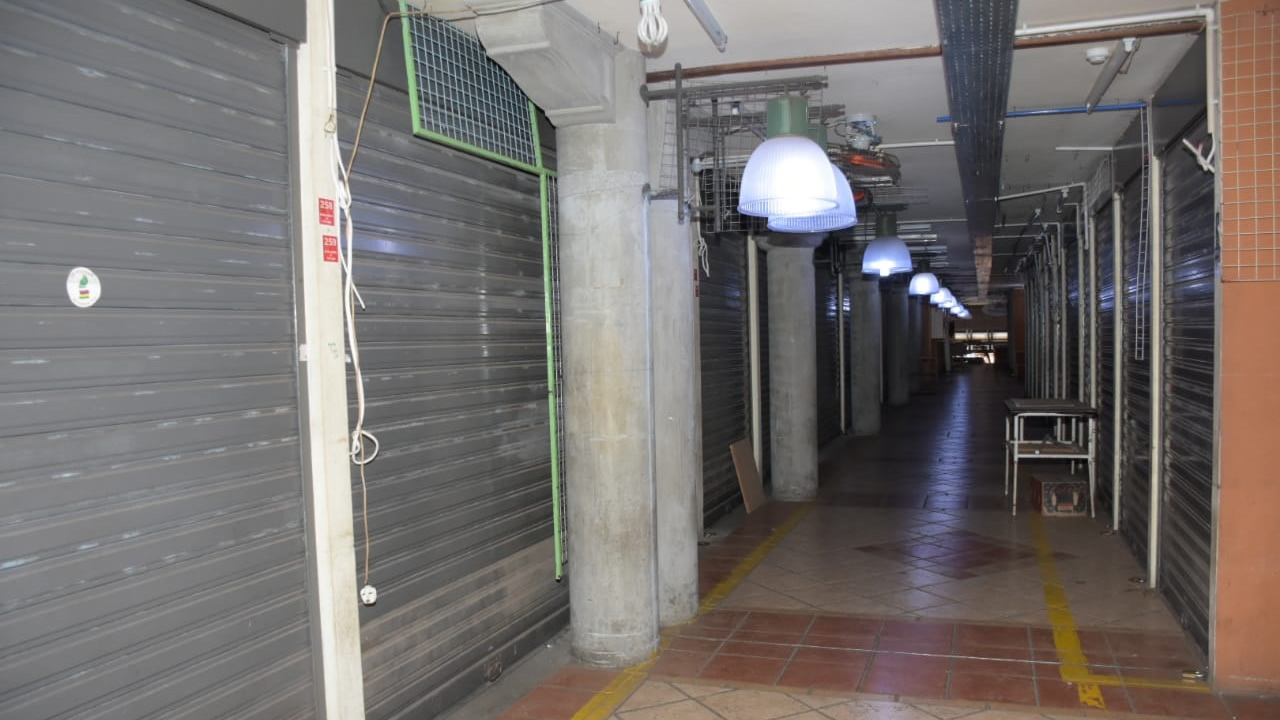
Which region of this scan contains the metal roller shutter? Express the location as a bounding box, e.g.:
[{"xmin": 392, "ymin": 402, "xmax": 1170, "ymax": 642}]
[
  {"xmin": 1121, "ymin": 173, "xmax": 1153, "ymax": 564},
  {"xmin": 335, "ymin": 75, "xmax": 568, "ymax": 720},
  {"xmin": 815, "ymin": 252, "xmax": 841, "ymax": 446},
  {"xmin": 1159, "ymin": 118, "xmax": 1216, "ymax": 658},
  {"xmin": 1095, "ymin": 201, "xmax": 1119, "ymax": 519},
  {"xmin": 700, "ymin": 235, "xmax": 749, "ymax": 520},
  {"xmin": 1066, "ymin": 235, "xmax": 1080, "ymax": 401},
  {"xmin": 0, "ymin": 1, "xmax": 315, "ymax": 718}
]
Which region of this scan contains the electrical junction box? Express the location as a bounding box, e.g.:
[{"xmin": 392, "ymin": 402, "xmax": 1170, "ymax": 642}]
[{"xmin": 1030, "ymin": 474, "xmax": 1089, "ymax": 517}]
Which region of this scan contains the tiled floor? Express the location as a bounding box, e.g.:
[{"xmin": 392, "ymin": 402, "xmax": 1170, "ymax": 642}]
[{"xmin": 493, "ymin": 367, "xmax": 1280, "ymax": 720}]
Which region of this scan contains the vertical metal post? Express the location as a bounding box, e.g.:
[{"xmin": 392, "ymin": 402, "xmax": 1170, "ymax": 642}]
[
  {"xmin": 837, "ymin": 267, "xmax": 847, "ymax": 433},
  {"xmin": 1147, "ymin": 153, "xmax": 1164, "ymax": 588},
  {"xmin": 747, "ymin": 236, "xmax": 763, "ymax": 474},
  {"xmin": 1112, "ymin": 192, "xmax": 1125, "ymax": 531}
]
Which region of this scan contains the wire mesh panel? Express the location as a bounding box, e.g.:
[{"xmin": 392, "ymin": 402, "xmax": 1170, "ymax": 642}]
[{"xmin": 400, "ymin": 6, "xmax": 539, "ymax": 170}]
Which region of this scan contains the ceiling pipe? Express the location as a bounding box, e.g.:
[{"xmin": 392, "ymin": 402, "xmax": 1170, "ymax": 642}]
[
  {"xmin": 1013, "ymin": 7, "xmax": 1210, "ymax": 38},
  {"xmin": 1085, "ymin": 37, "xmax": 1139, "ymax": 112},
  {"xmin": 936, "ymin": 101, "xmax": 1146, "ymax": 122},
  {"xmin": 878, "ymin": 140, "xmax": 955, "ymax": 149},
  {"xmin": 643, "ymin": 20, "xmax": 1201, "ymax": 83}
]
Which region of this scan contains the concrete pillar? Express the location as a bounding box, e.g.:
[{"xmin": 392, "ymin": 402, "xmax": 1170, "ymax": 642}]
[
  {"xmin": 649, "ymin": 197, "xmax": 699, "ymax": 627},
  {"xmin": 763, "ymin": 235, "xmax": 822, "ymax": 501},
  {"xmin": 908, "ymin": 296, "xmax": 923, "ymax": 394},
  {"xmin": 556, "ymin": 51, "xmax": 658, "ymax": 666},
  {"xmin": 884, "ymin": 281, "xmax": 911, "ymax": 406},
  {"xmin": 847, "ymin": 264, "xmax": 882, "ymax": 435}
]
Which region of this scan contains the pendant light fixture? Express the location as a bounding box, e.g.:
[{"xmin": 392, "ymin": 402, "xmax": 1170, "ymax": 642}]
[
  {"xmin": 738, "ymin": 96, "xmax": 839, "ymax": 218},
  {"xmin": 861, "ymin": 212, "xmax": 913, "ymax": 277},
  {"xmin": 908, "ymin": 267, "xmax": 940, "ymax": 296},
  {"xmin": 767, "ymin": 162, "xmax": 857, "ymax": 233}
]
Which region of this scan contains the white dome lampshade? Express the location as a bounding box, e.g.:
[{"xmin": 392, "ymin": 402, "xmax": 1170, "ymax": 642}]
[
  {"xmin": 768, "ymin": 163, "xmax": 857, "ymax": 233},
  {"xmin": 908, "ymin": 271, "xmax": 940, "ymax": 296},
  {"xmin": 738, "ymin": 97, "xmax": 839, "ymax": 218},
  {"xmin": 950, "ymin": 304, "xmax": 964, "ymax": 315},
  {"xmin": 861, "ymin": 213, "xmax": 913, "ymax": 277},
  {"xmin": 929, "ymin": 289, "xmax": 948, "ymax": 306},
  {"xmin": 939, "ymin": 289, "xmax": 957, "ymax": 309}
]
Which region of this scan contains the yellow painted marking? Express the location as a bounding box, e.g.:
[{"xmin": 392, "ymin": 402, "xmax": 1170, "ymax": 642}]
[
  {"xmin": 570, "ymin": 504, "xmax": 811, "ymax": 720},
  {"xmin": 1028, "ymin": 512, "xmax": 1211, "ymax": 703}
]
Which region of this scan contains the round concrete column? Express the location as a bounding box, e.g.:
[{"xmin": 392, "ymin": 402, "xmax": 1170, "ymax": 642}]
[
  {"xmin": 650, "ymin": 198, "xmax": 700, "ymax": 627},
  {"xmin": 884, "ymin": 280, "xmax": 911, "ymax": 407},
  {"xmin": 847, "ymin": 261, "xmax": 882, "ymax": 435},
  {"xmin": 762, "ymin": 234, "xmax": 823, "ymax": 501},
  {"xmin": 556, "ymin": 50, "xmax": 659, "ymax": 666}
]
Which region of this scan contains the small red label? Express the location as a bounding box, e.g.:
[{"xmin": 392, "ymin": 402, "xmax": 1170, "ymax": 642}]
[
  {"xmin": 322, "ymin": 235, "xmax": 339, "ymax": 263},
  {"xmin": 319, "ymin": 198, "xmax": 336, "ymax": 226}
]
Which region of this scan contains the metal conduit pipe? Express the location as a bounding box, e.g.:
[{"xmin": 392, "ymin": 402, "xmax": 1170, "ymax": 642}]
[{"xmin": 747, "ymin": 237, "xmax": 763, "ymax": 476}]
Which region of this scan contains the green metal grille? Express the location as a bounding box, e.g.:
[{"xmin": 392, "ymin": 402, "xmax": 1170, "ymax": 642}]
[{"xmin": 400, "ymin": 5, "xmax": 540, "ymax": 171}]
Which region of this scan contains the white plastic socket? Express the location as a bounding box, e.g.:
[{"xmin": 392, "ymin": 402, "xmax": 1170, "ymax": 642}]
[{"xmin": 359, "ymin": 584, "xmax": 378, "ymax": 606}]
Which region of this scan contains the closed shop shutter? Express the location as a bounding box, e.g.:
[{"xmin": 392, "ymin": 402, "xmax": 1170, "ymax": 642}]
[
  {"xmin": 1121, "ymin": 173, "xmax": 1153, "ymax": 564},
  {"xmin": 815, "ymin": 253, "xmax": 841, "ymax": 446},
  {"xmin": 1158, "ymin": 118, "xmax": 1216, "ymax": 658},
  {"xmin": 0, "ymin": 1, "xmax": 315, "ymax": 718},
  {"xmin": 700, "ymin": 236, "xmax": 749, "ymax": 520},
  {"xmin": 1095, "ymin": 201, "xmax": 1119, "ymax": 519},
  {"xmin": 335, "ymin": 75, "xmax": 568, "ymax": 719}
]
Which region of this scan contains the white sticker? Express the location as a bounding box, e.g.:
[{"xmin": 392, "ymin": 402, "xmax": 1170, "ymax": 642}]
[{"xmin": 66, "ymin": 267, "xmax": 102, "ymax": 308}]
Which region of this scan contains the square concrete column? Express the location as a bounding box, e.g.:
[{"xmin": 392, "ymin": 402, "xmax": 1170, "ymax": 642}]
[
  {"xmin": 846, "ymin": 258, "xmax": 882, "ymax": 436},
  {"xmin": 884, "ymin": 280, "xmax": 911, "ymax": 407},
  {"xmin": 761, "ymin": 234, "xmax": 823, "ymax": 501}
]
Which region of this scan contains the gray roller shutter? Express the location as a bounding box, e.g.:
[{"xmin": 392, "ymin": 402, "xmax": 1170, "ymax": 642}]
[
  {"xmin": 1066, "ymin": 234, "xmax": 1081, "ymax": 401},
  {"xmin": 1095, "ymin": 201, "xmax": 1119, "ymax": 519},
  {"xmin": 1159, "ymin": 118, "xmax": 1216, "ymax": 658},
  {"xmin": 700, "ymin": 235, "xmax": 749, "ymax": 520},
  {"xmin": 0, "ymin": 1, "xmax": 315, "ymax": 718},
  {"xmin": 815, "ymin": 251, "xmax": 841, "ymax": 446},
  {"xmin": 1121, "ymin": 174, "xmax": 1153, "ymax": 563},
  {"xmin": 334, "ymin": 75, "xmax": 568, "ymax": 720}
]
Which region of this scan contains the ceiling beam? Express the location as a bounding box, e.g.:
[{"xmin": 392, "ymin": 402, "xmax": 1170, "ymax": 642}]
[{"xmin": 644, "ymin": 21, "xmax": 1202, "ymax": 83}]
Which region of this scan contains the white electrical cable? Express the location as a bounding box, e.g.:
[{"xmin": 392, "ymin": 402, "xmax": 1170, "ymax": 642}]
[{"xmin": 637, "ymin": 0, "xmax": 669, "ymax": 48}]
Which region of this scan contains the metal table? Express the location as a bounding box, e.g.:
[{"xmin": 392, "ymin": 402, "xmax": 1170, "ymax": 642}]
[{"xmin": 1004, "ymin": 398, "xmax": 1098, "ymax": 517}]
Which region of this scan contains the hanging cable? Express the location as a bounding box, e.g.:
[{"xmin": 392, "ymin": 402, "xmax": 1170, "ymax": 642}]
[{"xmin": 637, "ymin": 0, "xmax": 669, "ymax": 48}]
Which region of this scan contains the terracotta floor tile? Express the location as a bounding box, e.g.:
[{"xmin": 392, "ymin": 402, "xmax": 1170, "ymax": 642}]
[
  {"xmin": 866, "ymin": 652, "xmax": 951, "ymax": 674},
  {"xmin": 1036, "ymin": 677, "xmax": 1133, "ymax": 711},
  {"xmin": 807, "ymin": 615, "xmax": 883, "ymax": 637},
  {"xmin": 778, "ymin": 659, "xmax": 868, "ymax": 693},
  {"xmin": 1223, "ymin": 694, "xmax": 1280, "ymax": 720},
  {"xmin": 948, "ymin": 672, "xmax": 1038, "ymax": 705},
  {"xmin": 698, "ymin": 654, "xmax": 787, "ymax": 685},
  {"xmin": 503, "ymin": 686, "xmax": 596, "ymax": 719},
  {"xmin": 719, "ymin": 640, "xmax": 796, "ymax": 659},
  {"xmin": 696, "ymin": 609, "xmax": 748, "ymax": 629},
  {"xmin": 858, "ymin": 665, "xmax": 948, "ymax": 698},
  {"xmin": 738, "ymin": 611, "xmax": 813, "ymax": 636},
  {"xmin": 649, "ymin": 650, "xmax": 710, "ymax": 678},
  {"xmin": 1127, "ymin": 687, "xmax": 1232, "ymax": 719},
  {"xmin": 732, "ymin": 629, "xmax": 811, "ymax": 645},
  {"xmin": 954, "ymin": 623, "xmax": 1031, "ymax": 649},
  {"xmin": 668, "ymin": 636, "xmax": 724, "ymax": 654},
  {"xmin": 791, "ymin": 647, "xmax": 869, "ymax": 665},
  {"xmin": 952, "ymin": 656, "xmax": 1037, "ymax": 678},
  {"xmin": 805, "ymin": 632, "xmax": 878, "ymax": 650},
  {"xmin": 543, "ymin": 664, "xmax": 618, "ymax": 692},
  {"xmin": 954, "ymin": 642, "xmax": 1032, "ymax": 661},
  {"xmin": 876, "ymin": 636, "xmax": 954, "ymax": 654},
  {"xmin": 879, "ymin": 618, "xmax": 955, "ymax": 642}
]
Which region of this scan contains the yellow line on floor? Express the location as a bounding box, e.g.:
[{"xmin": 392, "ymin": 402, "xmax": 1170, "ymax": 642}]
[
  {"xmin": 1027, "ymin": 512, "xmax": 1211, "ymax": 700},
  {"xmin": 570, "ymin": 504, "xmax": 812, "ymax": 720}
]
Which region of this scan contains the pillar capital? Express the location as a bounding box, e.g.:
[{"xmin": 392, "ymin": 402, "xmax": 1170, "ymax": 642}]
[{"xmin": 475, "ymin": 3, "xmax": 619, "ymax": 127}]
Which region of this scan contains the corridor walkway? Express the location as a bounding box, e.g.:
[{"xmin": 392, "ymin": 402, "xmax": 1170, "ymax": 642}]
[{"xmin": 491, "ymin": 367, "xmax": 1278, "ymax": 720}]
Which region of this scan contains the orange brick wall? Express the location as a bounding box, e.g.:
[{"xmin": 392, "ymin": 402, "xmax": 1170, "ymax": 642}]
[{"xmin": 1214, "ymin": 0, "xmax": 1280, "ymax": 694}]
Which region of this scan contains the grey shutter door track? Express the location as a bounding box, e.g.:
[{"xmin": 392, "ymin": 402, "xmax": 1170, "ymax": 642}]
[
  {"xmin": 1159, "ymin": 118, "xmax": 1216, "ymax": 659},
  {"xmin": 335, "ymin": 75, "xmax": 568, "ymax": 720},
  {"xmin": 0, "ymin": 1, "xmax": 316, "ymax": 718},
  {"xmin": 1120, "ymin": 174, "xmax": 1153, "ymax": 564},
  {"xmin": 700, "ymin": 235, "xmax": 749, "ymax": 520},
  {"xmin": 815, "ymin": 257, "xmax": 841, "ymax": 446},
  {"xmin": 1066, "ymin": 235, "xmax": 1081, "ymax": 401},
  {"xmin": 1095, "ymin": 201, "xmax": 1119, "ymax": 519}
]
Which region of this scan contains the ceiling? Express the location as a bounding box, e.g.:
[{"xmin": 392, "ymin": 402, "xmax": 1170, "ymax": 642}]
[{"xmin": 559, "ymin": 0, "xmax": 1204, "ymax": 303}]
